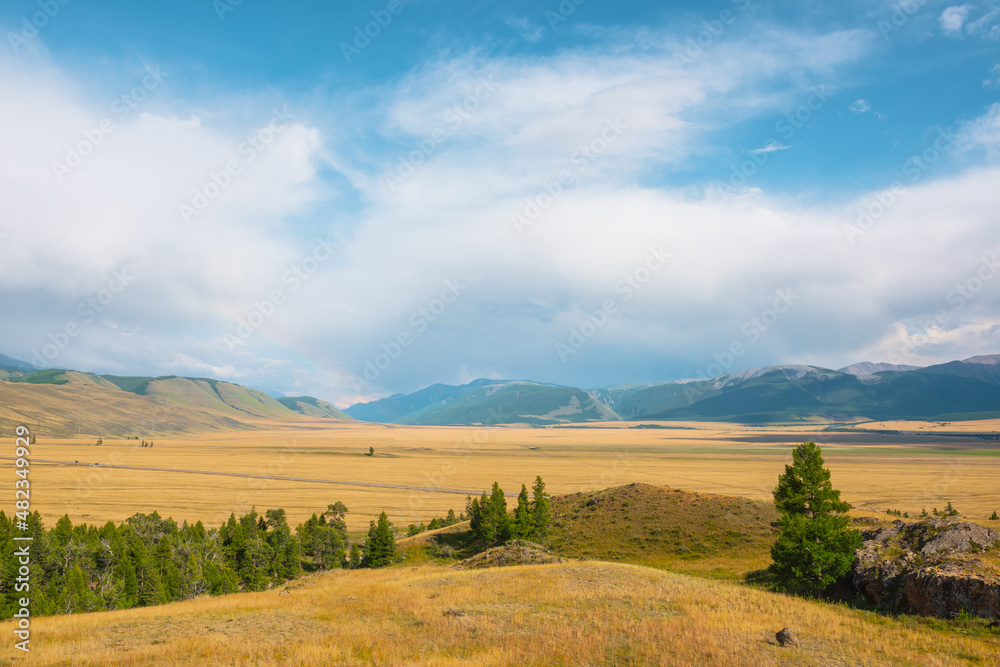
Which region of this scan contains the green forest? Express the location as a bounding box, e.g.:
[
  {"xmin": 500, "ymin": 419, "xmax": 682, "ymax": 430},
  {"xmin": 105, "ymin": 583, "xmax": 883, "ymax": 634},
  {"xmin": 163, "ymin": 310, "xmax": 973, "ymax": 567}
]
[{"xmin": 0, "ymin": 502, "xmax": 395, "ymax": 618}]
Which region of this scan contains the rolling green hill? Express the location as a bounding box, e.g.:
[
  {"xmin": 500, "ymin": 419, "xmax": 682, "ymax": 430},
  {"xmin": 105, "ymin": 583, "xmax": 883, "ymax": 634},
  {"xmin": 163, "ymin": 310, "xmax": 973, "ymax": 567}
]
[{"xmin": 277, "ymin": 395, "xmax": 352, "ymax": 420}]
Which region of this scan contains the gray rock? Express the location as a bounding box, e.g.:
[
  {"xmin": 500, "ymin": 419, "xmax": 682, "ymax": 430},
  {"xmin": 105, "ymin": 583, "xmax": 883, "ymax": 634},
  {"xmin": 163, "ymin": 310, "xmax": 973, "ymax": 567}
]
[
  {"xmin": 852, "ymin": 519, "xmax": 1000, "ymax": 619},
  {"xmin": 775, "ymin": 628, "xmax": 799, "ymax": 647}
]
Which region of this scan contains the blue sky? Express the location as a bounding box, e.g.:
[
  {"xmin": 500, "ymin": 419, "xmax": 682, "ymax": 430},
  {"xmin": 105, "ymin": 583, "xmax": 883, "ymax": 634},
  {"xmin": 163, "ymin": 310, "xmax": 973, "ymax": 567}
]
[{"xmin": 1, "ymin": 0, "xmax": 999, "ymax": 406}]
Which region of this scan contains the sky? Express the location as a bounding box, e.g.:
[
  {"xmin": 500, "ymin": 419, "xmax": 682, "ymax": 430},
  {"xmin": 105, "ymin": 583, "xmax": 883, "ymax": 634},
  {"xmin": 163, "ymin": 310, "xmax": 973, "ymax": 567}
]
[{"xmin": 1, "ymin": 0, "xmax": 999, "ymax": 408}]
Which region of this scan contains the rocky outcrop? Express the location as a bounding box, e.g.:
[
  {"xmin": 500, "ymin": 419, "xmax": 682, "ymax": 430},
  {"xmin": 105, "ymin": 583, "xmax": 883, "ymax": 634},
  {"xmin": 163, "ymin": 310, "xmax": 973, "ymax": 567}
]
[
  {"xmin": 852, "ymin": 518, "xmax": 1000, "ymax": 618},
  {"xmin": 456, "ymin": 540, "xmax": 564, "ymax": 569}
]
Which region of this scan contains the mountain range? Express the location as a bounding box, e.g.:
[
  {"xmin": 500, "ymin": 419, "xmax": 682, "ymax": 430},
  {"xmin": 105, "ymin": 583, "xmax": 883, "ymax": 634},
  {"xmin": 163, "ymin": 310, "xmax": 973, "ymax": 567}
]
[
  {"xmin": 344, "ymin": 355, "xmax": 1000, "ymax": 425},
  {"xmin": 2, "ymin": 353, "xmax": 999, "ymax": 433}
]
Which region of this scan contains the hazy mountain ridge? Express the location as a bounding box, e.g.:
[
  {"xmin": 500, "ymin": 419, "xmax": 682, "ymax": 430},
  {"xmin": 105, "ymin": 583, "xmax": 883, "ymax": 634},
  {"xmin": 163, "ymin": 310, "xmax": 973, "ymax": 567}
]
[
  {"xmin": 4, "ymin": 353, "xmax": 1000, "ymax": 428},
  {"xmin": 346, "ymin": 355, "xmax": 1000, "ymax": 424}
]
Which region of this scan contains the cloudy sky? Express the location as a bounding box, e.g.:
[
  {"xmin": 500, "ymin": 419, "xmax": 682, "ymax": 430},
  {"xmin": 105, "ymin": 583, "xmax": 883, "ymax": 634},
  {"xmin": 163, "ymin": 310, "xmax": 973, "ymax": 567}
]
[{"xmin": 1, "ymin": 0, "xmax": 999, "ymax": 407}]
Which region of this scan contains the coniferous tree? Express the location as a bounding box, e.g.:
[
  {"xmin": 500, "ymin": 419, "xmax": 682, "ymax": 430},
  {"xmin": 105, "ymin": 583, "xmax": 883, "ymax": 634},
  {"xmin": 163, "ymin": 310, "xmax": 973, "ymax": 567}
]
[
  {"xmin": 769, "ymin": 441, "xmax": 861, "ymax": 594},
  {"xmin": 467, "ymin": 496, "xmax": 482, "ymax": 537},
  {"xmin": 512, "ymin": 484, "xmax": 533, "ymax": 539},
  {"xmin": 363, "ymin": 512, "xmax": 396, "ymax": 568},
  {"xmin": 531, "ymin": 476, "xmax": 550, "ymax": 542}
]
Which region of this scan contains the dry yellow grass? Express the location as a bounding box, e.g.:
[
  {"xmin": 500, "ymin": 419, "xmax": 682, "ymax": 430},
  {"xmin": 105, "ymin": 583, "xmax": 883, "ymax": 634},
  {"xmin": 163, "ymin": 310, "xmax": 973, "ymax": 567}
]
[
  {"xmin": 2, "ymin": 561, "xmax": 997, "ymax": 666},
  {"xmin": 8, "ymin": 419, "xmax": 1000, "ymax": 531}
]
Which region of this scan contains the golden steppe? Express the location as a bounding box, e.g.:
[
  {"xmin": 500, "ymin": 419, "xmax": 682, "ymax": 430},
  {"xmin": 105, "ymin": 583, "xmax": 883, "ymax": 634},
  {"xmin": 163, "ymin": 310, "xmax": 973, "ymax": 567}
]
[{"xmin": 7, "ymin": 418, "xmax": 999, "ymax": 532}]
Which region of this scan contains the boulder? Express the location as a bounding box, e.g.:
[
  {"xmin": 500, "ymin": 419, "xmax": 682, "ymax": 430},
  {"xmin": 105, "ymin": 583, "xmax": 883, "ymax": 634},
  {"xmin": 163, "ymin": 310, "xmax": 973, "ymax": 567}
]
[
  {"xmin": 775, "ymin": 627, "xmax": 799, "ymax": 647},
  {"xmin": 852, "ymin": 518, "xmax": 1000, "ymax": 619}
]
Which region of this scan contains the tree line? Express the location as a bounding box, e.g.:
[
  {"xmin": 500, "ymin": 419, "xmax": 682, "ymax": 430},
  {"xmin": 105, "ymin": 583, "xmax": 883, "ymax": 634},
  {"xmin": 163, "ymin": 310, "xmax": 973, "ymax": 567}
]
[
  {"xmin": 468, "ymin": 476, "xmax": 550, "ymax": 546},
  {"xmin": 0, "ymin": 502, "xmax": 397, "ymax": 618}
]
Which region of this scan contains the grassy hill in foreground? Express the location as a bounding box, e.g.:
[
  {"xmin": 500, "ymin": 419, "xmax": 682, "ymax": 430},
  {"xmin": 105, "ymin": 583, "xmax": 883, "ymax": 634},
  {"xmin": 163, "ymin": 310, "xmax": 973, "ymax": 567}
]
[
  {"xmin": 548, "ymin": 483, "xmax": 779, "ymax": 578},
  {"xmin": 399, "ymin": 483, "xmax": 779, "ymax": 579},
  {"xmin": 5, "ymin": 561, "xmax": 996, "ymax": 665}
]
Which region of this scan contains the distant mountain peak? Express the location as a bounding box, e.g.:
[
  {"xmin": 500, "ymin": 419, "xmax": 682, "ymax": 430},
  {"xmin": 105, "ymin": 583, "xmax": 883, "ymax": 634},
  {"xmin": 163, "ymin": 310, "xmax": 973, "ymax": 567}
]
[
  {"xmin": 962, "ymin": 354, "xmax": 1000, "ymax": 365},
  {"xmin": 839, "ymin": 361, "xmax": 922, "ymax": 376}
]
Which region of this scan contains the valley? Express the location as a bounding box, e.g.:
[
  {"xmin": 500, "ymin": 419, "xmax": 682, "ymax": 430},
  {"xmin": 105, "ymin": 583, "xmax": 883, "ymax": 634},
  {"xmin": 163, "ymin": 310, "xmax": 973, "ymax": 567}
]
[{"xmin": 13, "ymin": 420, "xmax": 1000, "ymax": 532}]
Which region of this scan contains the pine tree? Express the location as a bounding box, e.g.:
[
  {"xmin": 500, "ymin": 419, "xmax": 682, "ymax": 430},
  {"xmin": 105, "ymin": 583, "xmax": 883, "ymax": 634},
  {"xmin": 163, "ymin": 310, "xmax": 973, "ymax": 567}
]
[
  {"xmin": 531, "ymin": 476, "xmax": 550, "ymax": 541},
  {"xmin": 363, "ymin": 512, "xmax": 396, "ymax": 568},
  {"xmin": 990, "ymin": 511, "xmax": 998, "ymax": 520},
  {"xmin": 512, "ymin": 484, "xmax": 533, "ymax": 539},
  {"xmin": 467, "ymin": 496, "xmax": 482, "ymax": 537},
  {"xmin": 769, "ymin": 441, "xmax": 861, "ymax": 594}
]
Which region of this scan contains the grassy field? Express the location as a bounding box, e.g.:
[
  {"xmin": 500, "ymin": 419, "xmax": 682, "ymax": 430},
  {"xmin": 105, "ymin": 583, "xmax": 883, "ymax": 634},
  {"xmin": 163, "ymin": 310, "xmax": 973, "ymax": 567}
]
[
  {"xmin": 7, "ymin": 419, "xmax": 999, "ymax": 532},
  {"xmin": 3, "ymin": 418, "xmax": 999, "ymax": 664},
  {"xmin": 3, "ymin": 560, "xmax": 998, "ymax": 666}
]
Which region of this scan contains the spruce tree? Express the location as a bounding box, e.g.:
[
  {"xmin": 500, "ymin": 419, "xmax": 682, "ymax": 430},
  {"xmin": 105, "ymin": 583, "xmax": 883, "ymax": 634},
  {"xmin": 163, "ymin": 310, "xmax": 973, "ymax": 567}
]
[
  {"xmin": 512, "ymin": 484, "xmax": 533, "ymax": 539},
  {"xmin": 486, "ymin": 482, "xmax": 511, "ymax": 546},
  {"xmin": 363, "ymin": 512, "xmax": 396, "ymax": 568},
  {"xmin": 531, "ymin": 476, "xmax": 550, "ymax": 541},
  {"xmin": 769, "ymin": 441, "xmax": 861, "ymax": 594}
]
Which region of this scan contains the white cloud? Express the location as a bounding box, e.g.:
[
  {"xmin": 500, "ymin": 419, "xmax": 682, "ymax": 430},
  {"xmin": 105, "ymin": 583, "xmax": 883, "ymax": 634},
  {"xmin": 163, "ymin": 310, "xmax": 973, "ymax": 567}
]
[
  {"xmin": 849, "ymin": 98, "xmax": 871, "ymax": 113},
  {"xmin": 965, "ymin": 7, "xmax": 1000, "ymax": 35},
  {"xmin": 956, "ymin": 102, "xmax": 1000, "ymax": 154},
  {"xmin": 940, "ymin": 4, "xmax": 974, "ymax": 36},
  {"xmin": 984, "ymin": 63, "xmax": 1000, "ymax": 89},
  {"xmin": 6, "ymin": 25, "xmax": 1000, "ymax": 402},
  {"xmin": 750, "ymin": 141, "xmax": 792, "ymax": 154}
]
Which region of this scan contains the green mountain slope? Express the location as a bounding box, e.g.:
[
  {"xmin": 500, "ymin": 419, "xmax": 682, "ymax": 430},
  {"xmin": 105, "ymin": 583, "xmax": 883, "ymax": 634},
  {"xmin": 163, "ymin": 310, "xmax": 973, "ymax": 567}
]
[
  {"xmin": 277, "ymin": 395, "xmax": 352, "ymax": 420},
  {"xmin": 345, "ymin": 378, "xmax": 501, "ymax": 422},
  {"xmin": 404, "ymin": 381, "xmax": 622, "ymax": 425}
]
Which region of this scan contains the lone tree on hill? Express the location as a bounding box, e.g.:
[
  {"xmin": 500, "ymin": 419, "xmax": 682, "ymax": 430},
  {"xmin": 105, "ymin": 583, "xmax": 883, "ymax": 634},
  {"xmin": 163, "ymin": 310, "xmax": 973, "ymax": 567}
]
[{"xmin": 769, "ymin": 441, "xmax": 861, "ymax": 594}]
